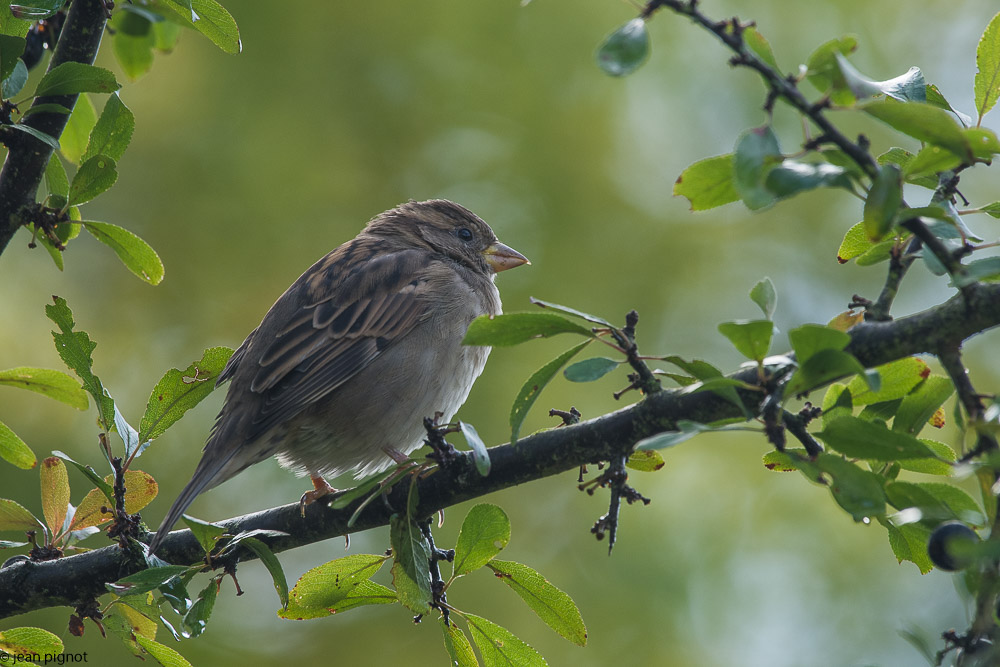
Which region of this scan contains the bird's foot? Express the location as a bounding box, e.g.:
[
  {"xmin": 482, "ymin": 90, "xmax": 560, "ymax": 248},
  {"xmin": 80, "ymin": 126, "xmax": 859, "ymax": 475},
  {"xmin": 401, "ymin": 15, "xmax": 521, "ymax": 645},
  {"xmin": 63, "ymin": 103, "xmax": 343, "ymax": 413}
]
[{"xmin": 300, "ymin": 475, "xmax": 338, "ymax": 516}]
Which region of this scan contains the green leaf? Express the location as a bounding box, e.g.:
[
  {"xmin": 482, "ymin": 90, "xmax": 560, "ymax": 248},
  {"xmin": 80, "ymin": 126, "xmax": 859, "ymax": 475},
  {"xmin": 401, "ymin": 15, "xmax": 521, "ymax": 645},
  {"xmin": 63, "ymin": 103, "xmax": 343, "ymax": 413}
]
[
  {"xmin": 855, "ymin": 240, "xmax": 896, "ymax": 266},
  {"xmin": 661, "ymin": 355, "xmax": 748, "ymax": 416},
  {"xmin": 805, "ymin": 36, "xmax": 858, "ymax": 104},
  {"xmin": 139, "ymin": 347, "xmax": 233, "ymax": 442},
  {"xmin": 441, "ymin": 620, "xmax": 479, "ymax": 667},
  {"xmin": 884, "ymin": 519, "xmax": 933, "ymax": 573},
  {"xmin": 975, "ymin": 12, "xmax": 1000, "ymax": 123},
  {"xmin": 717, "ymin": 319, "xmax": 773, "ymax": 362},
  {"xmin": 0, "ymin": 498, "xmax": 43, "ymax": 531},
  {"xmin": 390, "ymin": 496, "xmax": 432, "ymax": 614},
  {"xmin": 110, "ymin": 11, "xmax": 155, "ymax": 81},
  {"xmin": 45, "ymin": 297, "xmax": 115, "ymax": 427},
  {"xmin": 83, "ymin": 220, "xmax": 164, "ymax": 285},
  {"xmin": 69, "ymin": 155, "xmax": 118, "ymax": 206},
  {"xmin": 596, "ymin": 18, "xmax": 649, "ymax": 77},
  {"xmin": 0, "ymin": 421, "xmax": 35, "ymax": 470},
  {"xmin": 238, "ymin": 537, "xmax": 289, "ymax": 608},
  {"xmin": 817, "ymin": 416, "xmax": 937, "ymax": 460},
  {"xmin": 894, "ymin": 205, "xmax": 953, "ymax": 228},
  {"xmin": 215, "ymin": 528, "xmax": 289, "ymax": 557},
  {"xmin": 154, "ymin": 0, "xmax": 242, "ymax": 54},
  {"xmin": 135, "ymin": 635, "xmax": 193, "ymax": 667},
  {"xmin": 764, "ymin": 159, "xmax": 853, "ymax": 199},
  {"xmin": 8, "ymin": 0, "xmax": 62, "ymax": 20},
  {"xmin": 0, "ymin": 627, "xmax": 64, "ymax": 660},
  {"xmin": 893, "ymin": 375, "xmax": 954, "ymax": 435},
  {"xmin": 563, "ymin": 357, "xmax": 620, "ymax": 382},
  {"xmin": 20, "ymin": 103, "xmax": 72, "ymax": 118},
  {"xmin": 465, "ymin": 614, "xmax": 546, "ymax": 667},
  {"xmin": 510, "ymin": 340, "xmax": 590, "ymax": 444},
  {"xmin": 39, "ymin": 456, "xmax": 69, "ymax": 536},
  {"xmin": 464, "ymin": 312, "xmax": 594, "ymax": 347},
  {"xmin": 953, "ymin": 257, "xmax": 1000, "ymax": 287},
  {"xmin": 886, "ymin": 481, "xmax": 985, "ymax": 526},
  {"xmin": 181, "ymin": 515, "xmax": 226, "ymax": 555},
  {"xmin": 636, "ymin": 420, "xmax": 715, "ymax": 450},
  {"xmin": 967, "ymin": 127, "xmax": 1000, "ymax": 158},
  {"xmin": 29, "ymin": 220, "xmax": 65, "ymax": 270},
  {"xmin": 329, "ymin": 467, "xmax": 398, "ymax": 510},
  {"xmin": 34, "ymin": 62, "xmax": 121, "ymax": 97},
  {"xmin": 925, "ymin": 83, "xmax": 973, "ymax": 127},
  {"xmin": 743, "ymin": 25, "xmax": 778, "ymax": 70},
  {"xmin": 878, "ymin": 146, "xmax": 938, "ymax": 189},
  {"xmin": 788, "ymin": 324, "xmax": 851, "ymax": 362},
  {"xmin": 107, "ymin": 565, "xmax": 194, "ymax": 597},
  {"xmin": 625, "ymin": 449, "xmax": 665, "ymax": 472},
  {"xmin": 980, "ymin": 202, "xmax": 1000, "ymax": 218},
  {"xmin": 0, "ymin": 540, "xmax": 29, "ymax": 548},
  {"xmin": 862, "ymin": 163, "xmax": 903, "ymax": 241},
  {"xmin": 0, "ymin": 367, "xmax": 88, "ymax": 409},
  {"xmin": 153, "ymin": 19, "xmax": 182, "ymax": 52},
  {"xmin": 453, "ymin": 504, "xmax": 511, "ymax": 577},
  {"xmin": 106, "ymin": 599, "xmax": 158, "ymax": 655},
  {"xmin": 749, "ymin": 277, "xmax": 777, "ymax": 319},
  {"xmin": 846, "ymin": 357, "xmax": 927, "ymax": 405},
  {"xmin": 898, "ymin": 440, "xmax": 955, "ymax": 475},
  {"xmin": 293, "ymin": 579, "xmax": 397, "ymax": 620},
  {"xmin": 0, "ymin": 34, "xmax": 24, "ymax": 82},
  {"xmin": 810, "ymin": 453, "xmax": 887, "ymax": 521},
  {"xmin": 835, "ymin": 54, "xmax": 925, "ymax": 102},
  {"xmin": 0, "ymin": 1, "xmax": 32, "ymax": 37},
  {"xmin": 673, "ymin": 153, "xmax": 739, "ymax": 211},
  {"xmin": 859, "ymin": 398, "xmax": 902, "ymax": 423},
  {"xmin": 487, "ymin": 559, "xmax": 587, "ymax": 646},
  {"xmin": 44, "ymin": 154, "xmax": 70, "ymax": 201},
  {"xmin": 83, "ymin": 93, "xmax": 135, "ymax": 163},
  {"xmin": 9, "ymin": 123, "xmax": 59, "ymax": 149},
  {"xmin": 51, "ymin": 450, "xmax": 113, "ymax": 505},
  {"xmin": 279, "ymin": 553, "xmax": 393, "ymax": 620},
  {"xmin": 182, "ymin": 577, "xmax": 218, "ymax": 638},
  {"xmin": 733, "ymin": 125, "xmax": 782, "ymax": 210},
  {"xmin": 904, "ymin": 145, "xmax": 962, "ymax": 179},
  {"xmin": 60, "ymin": 93, "xmax": 97, "ymax": 164},
  {"xmin": 762, "ymin": 448, "xmax": 806, "ymax": 472},
  {"xmin": 528, "ymin": 297, "xmax": 612, "ymax": 326},
  {"xmin": 2, "ymin": 58, "xmax": 27, "ymax": 97},
  {"xmin": 821, "ymin": 383, "xmax": 853, "ymax": 426},
  {"xmin": 787, "ymin": 348, "xmax": 867, "ymax": 397},
  {"xmin": 862, "ymin": 99, "xmax": 973, "ymax": 163},
  {"xmin": 116, "ymin": 412, "xmax": 144, "ymax": 465},
  {"xmin": 460, "ymin": 421, "xmax": 491, "ymax": 477}
]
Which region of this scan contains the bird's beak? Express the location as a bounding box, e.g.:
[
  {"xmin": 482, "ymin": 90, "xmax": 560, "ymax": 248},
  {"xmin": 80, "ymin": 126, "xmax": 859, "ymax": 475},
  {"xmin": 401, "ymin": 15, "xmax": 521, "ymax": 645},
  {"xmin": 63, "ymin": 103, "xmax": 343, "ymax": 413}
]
[{"xmin": 483, "ymin": 242, "xmax": 530, "ymax": 273}]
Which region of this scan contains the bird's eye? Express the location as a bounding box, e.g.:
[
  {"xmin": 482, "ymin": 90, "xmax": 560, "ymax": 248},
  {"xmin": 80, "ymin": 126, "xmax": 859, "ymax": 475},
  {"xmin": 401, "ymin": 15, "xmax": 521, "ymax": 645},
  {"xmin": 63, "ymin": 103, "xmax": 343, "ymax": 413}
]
[{"xmin": 456, "ymin": 227, "xmax": 474, "ymax": 242}]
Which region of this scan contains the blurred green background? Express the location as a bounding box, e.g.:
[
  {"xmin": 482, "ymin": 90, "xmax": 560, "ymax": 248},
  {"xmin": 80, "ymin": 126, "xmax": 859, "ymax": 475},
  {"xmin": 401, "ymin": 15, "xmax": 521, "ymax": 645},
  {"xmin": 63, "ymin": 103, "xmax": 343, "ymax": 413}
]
[{"xmin": 2, "ymin": 0, "xmax": 999, "ymax": 664}]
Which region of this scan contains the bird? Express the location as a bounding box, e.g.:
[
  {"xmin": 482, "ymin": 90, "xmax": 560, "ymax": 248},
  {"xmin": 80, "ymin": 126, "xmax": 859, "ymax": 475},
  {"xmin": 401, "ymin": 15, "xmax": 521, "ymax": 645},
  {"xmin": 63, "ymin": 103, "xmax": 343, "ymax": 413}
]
[{"xmin": 147, "ymin": 199, "xmax": 528, "ymax": 554}]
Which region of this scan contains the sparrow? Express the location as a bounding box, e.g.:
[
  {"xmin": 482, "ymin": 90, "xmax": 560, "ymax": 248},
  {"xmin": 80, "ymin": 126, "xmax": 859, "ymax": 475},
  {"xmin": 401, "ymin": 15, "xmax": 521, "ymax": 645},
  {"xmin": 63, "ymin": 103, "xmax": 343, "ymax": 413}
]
[{"xmin": 148, "ymin": 199, "xmax": 528, "ymax": 554}]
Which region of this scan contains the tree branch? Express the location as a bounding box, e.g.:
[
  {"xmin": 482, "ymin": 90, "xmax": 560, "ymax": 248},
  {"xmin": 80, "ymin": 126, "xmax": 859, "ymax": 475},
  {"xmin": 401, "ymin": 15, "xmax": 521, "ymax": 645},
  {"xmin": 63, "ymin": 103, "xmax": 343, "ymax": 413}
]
[
  {"xmin": 1, "ymin": 282, "xmax": 999, "ymax": 619},
  {"xmin": 0, "ymin": 0, "xmax": 109, "ymax": 256}
]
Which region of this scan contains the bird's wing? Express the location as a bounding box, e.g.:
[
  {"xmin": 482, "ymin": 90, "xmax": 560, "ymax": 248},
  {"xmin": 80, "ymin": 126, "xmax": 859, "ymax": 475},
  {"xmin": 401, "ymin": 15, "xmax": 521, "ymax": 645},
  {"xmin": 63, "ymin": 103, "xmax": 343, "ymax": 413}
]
[{"xmin": 239, "ymin": 246, "xmax": 435, "ymax": 441}]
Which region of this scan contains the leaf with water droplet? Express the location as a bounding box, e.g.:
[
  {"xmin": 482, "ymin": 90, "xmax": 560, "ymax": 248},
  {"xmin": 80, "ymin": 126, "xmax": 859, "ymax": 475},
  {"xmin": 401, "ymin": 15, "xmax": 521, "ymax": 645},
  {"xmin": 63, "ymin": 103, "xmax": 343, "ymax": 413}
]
[{"xmin": 597, "ymin": 18, "xmax": 649, "ymax": 77}]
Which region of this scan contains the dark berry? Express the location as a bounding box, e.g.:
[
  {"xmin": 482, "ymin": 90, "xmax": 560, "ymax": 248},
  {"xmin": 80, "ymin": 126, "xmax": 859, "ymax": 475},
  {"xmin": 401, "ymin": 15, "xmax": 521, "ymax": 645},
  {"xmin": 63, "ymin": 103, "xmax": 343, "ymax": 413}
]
[{"xmin": 927, "ymin": 521, "xmax": 980, "ymax": 571}]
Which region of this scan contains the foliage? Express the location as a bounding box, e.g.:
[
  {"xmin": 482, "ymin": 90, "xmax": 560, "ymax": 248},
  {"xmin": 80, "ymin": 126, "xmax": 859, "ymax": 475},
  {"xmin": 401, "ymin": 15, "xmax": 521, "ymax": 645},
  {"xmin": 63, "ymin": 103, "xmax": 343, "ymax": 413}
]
[{"xmin": 1, "ymin": 1, "xmax": 1000, "ymax": 666}]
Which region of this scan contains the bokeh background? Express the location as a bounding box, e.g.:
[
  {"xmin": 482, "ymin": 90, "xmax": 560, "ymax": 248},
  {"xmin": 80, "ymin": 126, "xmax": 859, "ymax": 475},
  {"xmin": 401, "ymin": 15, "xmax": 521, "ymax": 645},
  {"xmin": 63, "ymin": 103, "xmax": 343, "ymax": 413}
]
[{"xmin": 2, "ymin": 1, "xmax": 999, "ymax": 665}]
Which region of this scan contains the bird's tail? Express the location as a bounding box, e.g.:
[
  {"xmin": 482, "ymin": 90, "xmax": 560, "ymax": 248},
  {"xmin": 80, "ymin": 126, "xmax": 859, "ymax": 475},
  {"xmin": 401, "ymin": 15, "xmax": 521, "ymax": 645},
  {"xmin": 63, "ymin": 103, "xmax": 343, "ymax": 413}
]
[{"xmin": 147, "ymin": 450, "xmax": 236, "ymax": 556}]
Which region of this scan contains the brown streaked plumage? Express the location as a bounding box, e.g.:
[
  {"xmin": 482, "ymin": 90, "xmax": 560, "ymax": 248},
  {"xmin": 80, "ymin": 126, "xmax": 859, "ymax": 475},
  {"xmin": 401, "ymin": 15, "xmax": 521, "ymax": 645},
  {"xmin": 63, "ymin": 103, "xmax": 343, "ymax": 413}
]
[{"xmin": 148, "ymin": 200, "xmax": 528, "ymax": 554}]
